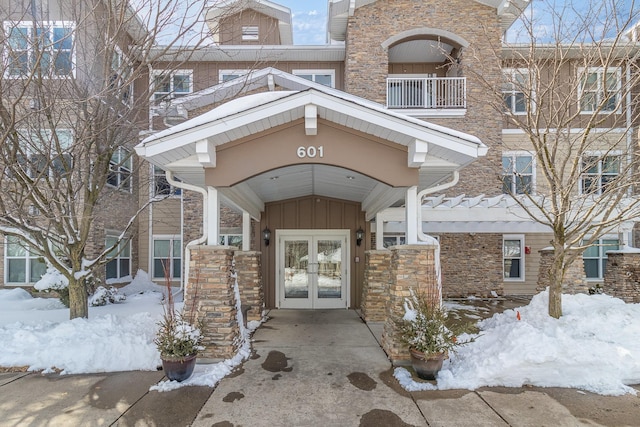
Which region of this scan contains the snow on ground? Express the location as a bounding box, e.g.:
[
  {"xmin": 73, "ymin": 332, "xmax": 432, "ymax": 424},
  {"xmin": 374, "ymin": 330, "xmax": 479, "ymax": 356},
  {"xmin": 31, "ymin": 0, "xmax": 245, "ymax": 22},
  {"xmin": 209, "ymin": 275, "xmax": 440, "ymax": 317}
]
[
  {"xmin": 1, "ymin": 274, "xmax": 639, "ymax": 395},
  {"xmin": 396, "ymin": 290, "xmax": 640, "ymax": 396}
]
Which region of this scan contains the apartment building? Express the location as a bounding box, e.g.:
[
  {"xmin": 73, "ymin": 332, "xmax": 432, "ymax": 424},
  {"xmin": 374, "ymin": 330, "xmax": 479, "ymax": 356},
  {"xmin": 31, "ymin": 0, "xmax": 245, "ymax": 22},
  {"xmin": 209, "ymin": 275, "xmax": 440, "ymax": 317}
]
[{"xmin": 3, "ymin": 0, "xmax": 639, "ymax": 325}]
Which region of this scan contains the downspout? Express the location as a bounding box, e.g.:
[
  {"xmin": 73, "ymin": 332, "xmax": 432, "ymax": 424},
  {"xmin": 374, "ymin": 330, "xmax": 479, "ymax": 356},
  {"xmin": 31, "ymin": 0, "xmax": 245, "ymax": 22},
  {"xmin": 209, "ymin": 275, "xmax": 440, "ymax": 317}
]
[
  {"xmin": 416, "ymin": 170, "xmax": 460, "ymax": 242},
  {"xmin": 415, "ymin": 170, "xmax": 460, "ymax": 305},
  {"xmin": 624, "ymin": 63, "xmax": 633, "ymax": 247},
  {"xmin": 165, "ymin": 171, "xmax": 208, "ymax": 298}
]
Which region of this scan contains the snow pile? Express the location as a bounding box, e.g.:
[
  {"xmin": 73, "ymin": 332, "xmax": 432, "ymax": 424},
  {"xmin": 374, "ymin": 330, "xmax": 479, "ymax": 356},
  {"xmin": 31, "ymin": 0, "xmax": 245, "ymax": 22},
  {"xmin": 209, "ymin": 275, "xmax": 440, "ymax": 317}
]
[
  {"xmin": 396, "ymin": 290, "xmax": 640, "ymax": 396},
  {"xmin": 33, "ymin": 266, "xmax": 69, "ymax": 291}
]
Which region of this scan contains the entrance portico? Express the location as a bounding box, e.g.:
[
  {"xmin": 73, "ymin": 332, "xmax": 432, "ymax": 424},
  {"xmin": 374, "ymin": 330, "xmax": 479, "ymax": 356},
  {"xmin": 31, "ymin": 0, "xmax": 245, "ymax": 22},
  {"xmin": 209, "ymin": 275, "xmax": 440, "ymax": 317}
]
[{"xmin": 135, "ymin": 68, "xmax": 487, "ymax": 359}]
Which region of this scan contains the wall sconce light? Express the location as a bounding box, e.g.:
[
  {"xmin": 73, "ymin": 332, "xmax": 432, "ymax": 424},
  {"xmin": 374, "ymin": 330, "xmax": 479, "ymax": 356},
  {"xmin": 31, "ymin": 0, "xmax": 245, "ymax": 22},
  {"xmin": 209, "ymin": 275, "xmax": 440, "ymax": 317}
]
[
  {"xmin": 356, "ymin": 227, "xmax": 364, "ymax": 247},
  {"xmin": 263, "ymin": 227, "xmax": 271, "ymax": 246}
]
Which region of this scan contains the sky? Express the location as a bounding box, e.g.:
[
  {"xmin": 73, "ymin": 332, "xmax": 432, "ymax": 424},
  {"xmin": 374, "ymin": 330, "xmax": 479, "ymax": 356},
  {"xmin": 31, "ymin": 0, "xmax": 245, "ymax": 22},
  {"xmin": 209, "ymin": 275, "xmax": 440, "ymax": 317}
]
[
  {"xmin": 268, "ymin": 0, "xmax": 639, "ymax": 45},
  {"xmin": 275, "ymin": 0, "xmax": 328, "ymax": 45},
  {"xmin": 1, "ymin": 269, "xmax": 639, "ymax": 395}
]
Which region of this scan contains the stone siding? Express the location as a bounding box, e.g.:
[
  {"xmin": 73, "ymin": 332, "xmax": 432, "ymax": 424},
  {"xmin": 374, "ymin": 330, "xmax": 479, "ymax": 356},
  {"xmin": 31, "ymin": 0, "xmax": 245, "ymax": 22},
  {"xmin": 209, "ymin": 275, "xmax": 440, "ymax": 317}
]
[
  {"xmin": 185, "ymin": 246, "xmax": 239, "ymax": 360},
  {"xmin": 439, "ymin": 234, "xmax": 504, "ymax": 297},
  {"xmin": 234, "ymin": 251, "xmax": 264, "ymax": 321},
  {"xmin": 381, "ymin": 245, "xmax": 438, "ymax": 363},
  {"xmin": 345, "ymin": 0, "xmax": 504, "ymax": 196},
  {"xmin": 604, "ymin": 252, "xmax": 640, "ymax": 303},
  {"xmin": 361, "ymin": 250, "xmax": 391, "ymax": 322},
  {"xmin": 536, "ymin": 249, "xmax": 587, "ymax": 294}
]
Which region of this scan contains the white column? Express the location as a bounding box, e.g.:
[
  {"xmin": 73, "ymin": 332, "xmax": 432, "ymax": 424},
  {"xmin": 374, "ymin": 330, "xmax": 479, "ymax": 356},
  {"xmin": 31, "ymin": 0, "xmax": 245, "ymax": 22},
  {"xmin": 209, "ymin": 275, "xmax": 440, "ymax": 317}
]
[
  {"xmin": 375, "ymin": 213, "xmax": 385, "ymax": 250},
  {"xmin": 405, "ymin": 186, "xmax": 418, "ymax": 244},
  {"xmin": 207, "ymin": 186, "xmax": 220, "ymax": 246},
  {"xmin": 242, "ymin": 211, "xmax": 251, "ymax": 251}
]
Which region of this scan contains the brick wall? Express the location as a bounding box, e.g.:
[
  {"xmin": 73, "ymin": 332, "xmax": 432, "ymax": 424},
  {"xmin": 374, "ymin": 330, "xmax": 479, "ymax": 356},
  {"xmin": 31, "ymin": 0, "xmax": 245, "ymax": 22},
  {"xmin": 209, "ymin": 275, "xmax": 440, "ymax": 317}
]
[{"xmin": 604, "ymin": 251, "xmax": 640, "ymax": 303}]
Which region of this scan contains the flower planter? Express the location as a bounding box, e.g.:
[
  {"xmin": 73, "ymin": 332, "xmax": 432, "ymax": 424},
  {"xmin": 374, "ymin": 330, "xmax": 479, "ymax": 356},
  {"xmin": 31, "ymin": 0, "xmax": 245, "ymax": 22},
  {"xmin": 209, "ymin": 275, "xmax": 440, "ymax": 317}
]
[
  {"xmin": 409, "ymin": 349, "xmax": 447, "ymax": 380},
  {"xmin": 161, "ymin": 354, "xmax": 197, "ymax": 382}
]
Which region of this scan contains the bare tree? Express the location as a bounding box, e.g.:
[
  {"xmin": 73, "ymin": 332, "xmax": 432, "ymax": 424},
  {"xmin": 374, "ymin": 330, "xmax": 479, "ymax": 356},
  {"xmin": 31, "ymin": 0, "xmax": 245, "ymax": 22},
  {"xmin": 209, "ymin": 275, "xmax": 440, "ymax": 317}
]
[
  {"xmin": 0, "ymin": 0, "xmax": 240, "ymax": 319},
  {"xmin": 467, "ymin": 0, "xmax": 640, "ymax": 318}
]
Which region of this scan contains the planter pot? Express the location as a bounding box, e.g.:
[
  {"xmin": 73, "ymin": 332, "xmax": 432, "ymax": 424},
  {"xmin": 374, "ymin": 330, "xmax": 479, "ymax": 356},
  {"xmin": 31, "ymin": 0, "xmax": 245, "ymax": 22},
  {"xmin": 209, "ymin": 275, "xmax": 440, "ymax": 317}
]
[
  {"xmin": 161, "ymin": 354, "xmax": 197, "ymax": 382},
  {"xmin": 409, "ymin": 349, "xmax": 447, "ymax": 380}
]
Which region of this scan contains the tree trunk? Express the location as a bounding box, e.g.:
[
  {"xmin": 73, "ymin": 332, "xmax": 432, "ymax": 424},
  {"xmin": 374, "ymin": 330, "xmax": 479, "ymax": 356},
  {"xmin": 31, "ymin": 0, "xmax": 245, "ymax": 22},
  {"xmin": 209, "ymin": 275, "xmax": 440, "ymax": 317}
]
[
  {"xmin": 548, "ymin": 254, "xmax": 564, "ymax": 319},
  {"xmin": 68, "ymin": 277, "xmax": 89, "ymax": 319}
]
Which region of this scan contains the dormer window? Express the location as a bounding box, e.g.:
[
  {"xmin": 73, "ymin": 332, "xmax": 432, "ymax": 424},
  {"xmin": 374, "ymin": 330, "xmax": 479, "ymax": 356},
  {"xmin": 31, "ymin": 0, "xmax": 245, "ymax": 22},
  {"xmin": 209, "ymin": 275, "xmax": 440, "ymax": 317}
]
[{"xmin": 242, "ymin": 26, "xmax": 259, "ymax": 41}]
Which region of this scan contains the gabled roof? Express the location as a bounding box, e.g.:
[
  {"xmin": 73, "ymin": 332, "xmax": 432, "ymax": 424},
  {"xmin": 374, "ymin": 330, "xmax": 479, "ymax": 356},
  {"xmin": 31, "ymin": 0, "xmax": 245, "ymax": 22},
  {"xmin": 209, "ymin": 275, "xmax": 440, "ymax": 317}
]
[
  {"xmin": 137, "ymin": 69, "xmax": 487, "ymax": 219},
  {"xmin": 205, "ymin": 0, "xmax": 293, "ymax": 45}
]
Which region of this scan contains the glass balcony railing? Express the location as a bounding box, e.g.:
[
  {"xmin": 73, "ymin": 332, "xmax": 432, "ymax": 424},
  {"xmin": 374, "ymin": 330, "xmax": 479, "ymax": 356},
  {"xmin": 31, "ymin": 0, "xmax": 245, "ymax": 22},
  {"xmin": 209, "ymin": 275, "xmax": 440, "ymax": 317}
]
[{"xmin": 386, "ymin": 77, "xmax": 466, "ymax": 109}]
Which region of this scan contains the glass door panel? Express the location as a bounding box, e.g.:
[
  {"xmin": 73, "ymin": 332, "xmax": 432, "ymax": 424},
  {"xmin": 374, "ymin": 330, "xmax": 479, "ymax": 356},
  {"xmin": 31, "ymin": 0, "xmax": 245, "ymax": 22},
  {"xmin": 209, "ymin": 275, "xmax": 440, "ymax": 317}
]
[
  {"xmin": 278, "ymin": 231, "xmax": 348, "ymax": 309},
  {"xmin": 284, "ymin": 240, "xmax": 310, "ymax": 299},
  {"xmin": 316, "ymin": 239, "xmax": 342, "ymax": 299}
]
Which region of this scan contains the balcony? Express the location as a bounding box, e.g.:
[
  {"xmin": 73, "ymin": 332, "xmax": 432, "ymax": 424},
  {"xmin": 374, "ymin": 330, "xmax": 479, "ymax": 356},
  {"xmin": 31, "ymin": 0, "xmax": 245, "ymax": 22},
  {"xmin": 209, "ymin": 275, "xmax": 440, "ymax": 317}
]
[{"xmin": 386, "ymin": 77, "xmax": 466, "ymax": 116}]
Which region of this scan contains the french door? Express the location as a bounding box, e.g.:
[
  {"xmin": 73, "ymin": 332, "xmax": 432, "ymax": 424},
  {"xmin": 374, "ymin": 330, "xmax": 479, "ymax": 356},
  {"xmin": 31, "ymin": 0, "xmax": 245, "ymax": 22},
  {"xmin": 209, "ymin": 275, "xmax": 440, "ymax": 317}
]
[{"xmin": 277, "ymin": 230, "xmax": 349, "ymax": 309}]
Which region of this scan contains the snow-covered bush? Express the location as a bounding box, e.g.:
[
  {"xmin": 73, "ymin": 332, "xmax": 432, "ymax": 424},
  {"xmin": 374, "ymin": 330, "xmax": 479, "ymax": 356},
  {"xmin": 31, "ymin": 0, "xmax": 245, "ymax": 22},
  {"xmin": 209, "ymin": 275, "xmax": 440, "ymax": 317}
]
[
  {"xmin": 34, "ymin": 266, "xmax": 70, "ymax": 307},
  {"xmin": 89, "ymin": 286, "xmax": 126, "ymax": 307}
]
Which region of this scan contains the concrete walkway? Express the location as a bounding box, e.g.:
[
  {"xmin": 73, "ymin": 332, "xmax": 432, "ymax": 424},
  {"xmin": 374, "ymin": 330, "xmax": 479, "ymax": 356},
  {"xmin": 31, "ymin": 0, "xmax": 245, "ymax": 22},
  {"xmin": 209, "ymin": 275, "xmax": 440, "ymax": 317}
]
[{"xmin": 1, "ymin": 309, "xmax": 639, "ymax": 426}]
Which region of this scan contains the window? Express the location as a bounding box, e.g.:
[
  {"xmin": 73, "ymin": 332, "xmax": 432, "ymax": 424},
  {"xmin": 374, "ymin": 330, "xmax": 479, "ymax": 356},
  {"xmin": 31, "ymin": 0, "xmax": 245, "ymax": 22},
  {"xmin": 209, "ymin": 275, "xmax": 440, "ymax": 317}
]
[
  {"xmin": 109, "ymin": 47, "xmax": 133, "ymax": 104},
  {"xmin": 16, "ymin": 129, "xmax": 73, "ymax": 179},
  {"xmin": 383, "ymin": 234, "xmax": 406, "ymax": 248},
  {"xmin": 105, "ymin": 236, "xmax": 130, "ymax": 280},
  {"xmin": 219, "ymin": 69, "xmax": 250, "ymax": 83},
  {"xmin": 293, "ymin": 70, "xmax": 336, "ymax": 88},
  {"xmin": 4, "ymin": 21, "xmax": 74, "ymax": 78},
  {"xmin": 108, "ymin": 147, "xmax": 132, "ymax": 192},
  {"xmin": 219, "ymin": 234, "xmax": 243, "ymax": 247},
  {"xmin": 503, "ymin": 236, "xmax": 524, "ymax": 280},
  {"xmin": 242, "ymin": 26, "xmax": 259, "ymax": 40},
  {"xmin": 502, "ymin": 152, "xmax": 534, "ymax": 195},
  {"xmin": 579, "ymin": 67, "xmax": 620, "ymax": 113},
  {"xmin": 580, "ymin": 154, "xmax": 620, "ymax": 195},
  {"xmin": 502, "ymin": 68, "xmax": 531, "ymax": 114},
  {"xmin": 152, "ymin": 237, "xmax": 181, "ymax": 279},
  {"xmin": 4, "ymin": 236, "xmax": 47, "ymax": 284},
  {"xmin": 583, "ymin": 238, "xmax": 619, "ymax": 279},
  {"xmin": 153, "ymin": 165, "xmax": 181, "ymax": 197},
  {"xmin": 151, "ymin": 70, "xmax": 193, "ymax": 103}
]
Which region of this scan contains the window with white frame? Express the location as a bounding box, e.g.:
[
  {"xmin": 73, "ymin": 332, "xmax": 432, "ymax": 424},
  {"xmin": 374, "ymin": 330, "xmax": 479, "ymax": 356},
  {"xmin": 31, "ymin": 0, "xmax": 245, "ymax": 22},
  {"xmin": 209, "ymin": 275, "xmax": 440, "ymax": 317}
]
[
  {"xmin": 583, "ymin": 237, "xmax": 619, "ymax": 279},
  {"xmin": 109, "ymin": 46, "xmax": 133, "ymax": 105},
  {"xmin": 152, "ymin": 237, "xmax": 181, "ymax": 279},
  {"xmin": 580, "ymin": 153, "xmax": 620, "ymax": 195},
  {"xmin": 502, "ymin": 152, "xmax": 534, "ymax": 195},
  {"xmin": 4, "ymin": 21, "xmax": 74, "ymax": 78},
  {"xmin": 219, "ymin": 69, "xmax": 250, "ymax": 83},
  {"xmin": 578, "ymin": 67, "xmax": 621, "ymax": 113},
  {"xmin": 293, "ymin": 70, "xmax": 336, "ymax": 88},
  {"xmin": 152, "ymin": 165, "xmax": 181, "ymax": 197},
  {"xmin": 107, "ymin": 147, "xmax": 132, "ymax": 192},
  {"xmin": 503, "ymin": 235, "xmax": 524, "ymax": 280},
  {"xmin": 242, "ymin": 26, "xmax": 259, "ymax": 40},
  {"xmin": 219, "ymin": 234, "xmax": 243, "ymax": 247},
  {"xmin": 4, "ymin": 236, "xmax": 47, "ymax": 284},
  {"xmin": 502, "ymin": 68, "xmax": 532, "ymax": 114},
  {"xmin": 105, "ymin": 235, "xmax": 130, "ymax": 280},
  {"xmin": 16, "ymin": 129, "xmax": 73, "ymax": 179},
  {"xmin": 151, "ymin": 70, "xmax": 192, "ymax": 104},
  {"xmin": 383, "ymin": 234, "xmax": 406, "ymax": 248}
]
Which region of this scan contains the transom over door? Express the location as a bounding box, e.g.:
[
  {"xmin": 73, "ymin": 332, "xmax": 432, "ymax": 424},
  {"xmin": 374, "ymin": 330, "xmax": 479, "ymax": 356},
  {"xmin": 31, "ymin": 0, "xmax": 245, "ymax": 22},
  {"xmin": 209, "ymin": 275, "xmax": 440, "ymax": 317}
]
[{"xmin": 277, "ymin": 230, "xmax": 349, "ymax": 309}]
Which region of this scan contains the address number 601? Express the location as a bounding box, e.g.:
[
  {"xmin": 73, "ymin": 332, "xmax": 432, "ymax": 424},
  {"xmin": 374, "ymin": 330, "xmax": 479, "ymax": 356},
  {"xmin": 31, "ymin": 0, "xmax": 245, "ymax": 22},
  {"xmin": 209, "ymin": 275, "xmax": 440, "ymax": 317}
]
[{"xmin": 297, "ymin": 146, "xmax": 324, "ymax": 158}]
